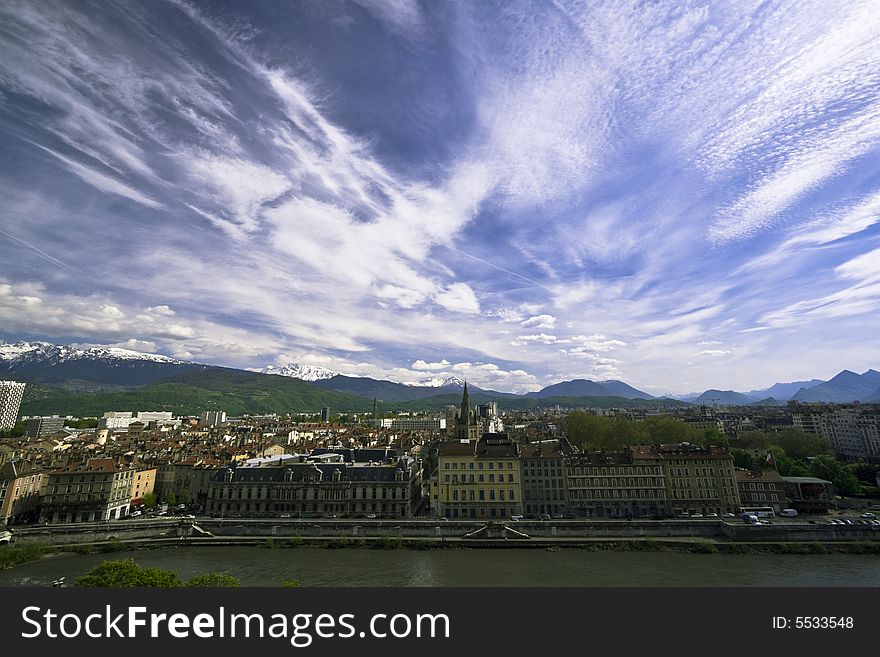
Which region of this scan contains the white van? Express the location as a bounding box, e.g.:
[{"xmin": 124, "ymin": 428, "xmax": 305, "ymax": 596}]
[{"xmin": 779, "ymin": 509, "xmax": 798, "ymax": 518}]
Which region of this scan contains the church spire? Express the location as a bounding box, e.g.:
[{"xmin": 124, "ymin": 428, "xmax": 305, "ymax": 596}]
[{"xmin": 460, "ymin": 380, "xmax": 470, "ymax": 422}]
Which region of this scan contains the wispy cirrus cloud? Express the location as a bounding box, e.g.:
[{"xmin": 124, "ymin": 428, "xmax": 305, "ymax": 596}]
[{"xmin": 2, "ymin": 0, "xmax": 880, "ymax": 394}]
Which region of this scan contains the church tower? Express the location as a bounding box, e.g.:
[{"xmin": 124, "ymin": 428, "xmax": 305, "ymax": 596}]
[{"xmin": 454, "ymin": 381, "xmax": 479, "ymax": 441}]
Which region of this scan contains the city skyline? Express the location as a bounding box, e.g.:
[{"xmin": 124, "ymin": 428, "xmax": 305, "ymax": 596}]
[{"xmin": 2, "ymin": 1, "xmax": 880, "ymax": 395}]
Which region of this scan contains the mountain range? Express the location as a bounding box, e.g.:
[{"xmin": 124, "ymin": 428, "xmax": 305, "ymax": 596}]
[{"xmin": 1, "ymin": 340, "xmax": 879, "ymax": 416}]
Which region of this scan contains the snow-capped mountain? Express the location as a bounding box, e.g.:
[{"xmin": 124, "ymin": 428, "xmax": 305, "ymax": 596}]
[
  {"xmin": 0, "ymin": 340, "xmax": 199, "ymax": 389},
  {"xmin": 0, "ymin": 341, "xmax": 185, "ymax": 365},
  {"xmin": 260, "ymin": 363, "xmax": 341, "ymax": 381},
  {"xmin": 405, "ymin": 375, "xmax": 465, "ymax": 388}
]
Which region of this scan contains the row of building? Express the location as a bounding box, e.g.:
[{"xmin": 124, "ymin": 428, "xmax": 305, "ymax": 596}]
[
  {"xmin": 793, "ymin": 407, "xmax": 880, "ymax": 462},
  {"xmin": 429, "ymin": 433, "xmax": 835, "ymax": 521}
]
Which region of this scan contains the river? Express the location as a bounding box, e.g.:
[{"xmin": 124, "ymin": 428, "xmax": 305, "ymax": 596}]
[{"xmin": 2, "ymin": 547, "xmax": 879, "ymax": 586}]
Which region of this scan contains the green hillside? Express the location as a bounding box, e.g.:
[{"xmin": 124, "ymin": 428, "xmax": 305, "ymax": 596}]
[
  {"xmin": 389, "ymin": 393, "xmax": 686, "ymax": 412},
  {"xmin": 18, "ymin": 367, "xmax": 686, "ymax": 418},
  {"xmin": 20, "ymin": 368, "xmax": 374, "ymax": 416}
]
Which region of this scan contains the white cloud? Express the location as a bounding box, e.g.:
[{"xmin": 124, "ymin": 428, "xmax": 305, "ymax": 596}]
[
  {"xmin": 411, "ymin": 359, "xmax": 451, "ymax": 371},
  {"xmin": 433, "ymin": 283, "xmax": 481, "ymax": 315},
  {"xmin": 520, "ymin": 314, "xmax": 556, "ymax": 329}
]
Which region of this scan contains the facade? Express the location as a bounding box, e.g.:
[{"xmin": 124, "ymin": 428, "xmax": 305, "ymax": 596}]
[
  {"xmin": 320, "ymin": 407, "xmax": 330, "ymax": 423},
  {"xmin": 793, "ymin": 407, "xmax": 880, "ymax": 462},
  {"xmin": 25, "ymin": 416, "xmax": 65, "ymax": 438},
  {"xmin": 200, "ymin": 410, "xmax": 227, "ymax": 427},
  {"xmin": 375, "ymin": 417, "xmax": 446, "ymax": 431},
  {"xmin": 0, "ymin": 380, "xmax": 26, "ymax": 431},
  {"xmin": 631, "ymin": 443, "xmax": 741, "ymax": 516},
  {"xmin": 131, "ymin": 467, "xmax": 156, "ymax": 504},
  {"xmin": 41, "ymin": 459, "xmax": 136, "ymax": 523},
  {"xmin": 206, "ymin": 449, "xmax": 421, "ymax": 518},
  {"xmin": 436, "ymin": 433, "xmax": 521, "ymax": 520},
  {"xmin": 0, "ymin": 461, "xmax": 45, "ymax": 524},
  {"xmin": 521, "ymin": 440, "xmax": 570, "ymax": 517},
  {"xmin": 735, "ymin": 469, "xmax": 788, "ymax": 513},
  {"xmin": 566, "ymin": 449, "xmax": 668, "ymax": 519},
  {"xmin": 136, "ymin": 411, "xmax": 174, "ymax": 423},
  {"xmin": 98, "ymin": 412, "xmax": 134, "ymax": 432}
]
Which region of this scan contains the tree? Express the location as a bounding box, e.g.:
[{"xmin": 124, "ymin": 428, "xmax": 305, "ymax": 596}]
[
  {"xmin": 281, "ymin": 579, "xmax": 302, "ymax": 588},
  {"xmin": 731, "ymin": 448, "xmax": 754, "ymax": 470},
  {"xmin": 810, "ymin": 455, "xmax": 860, "ymax": 496},
  {"xmin": 564, "ymin": 412, "xmax": 609, "ymax": 450},
  {"xmin": 76, "ymin": 559, "xmax": 181, "ymax": 587},
  {"xmin": 736, "ymin": 431, "xmax": 772, "ymax": 450},
  {"xmin": 142, "ymin": 492, "xmax": 157, "ymax": 509},
  {"xmin": 166, "ymin": 492, "xmax": 177, "ymax": 506},
  {"xmin": 187, "ymin": 572, "xmax": 240, "ymax": 587},
  {"xmin": 776, "ymin": 428, "xmax": 831, "ymax": 459},
  {"xmin": 642, "ymin": 417, "xmax": 702, "ymax": 444}
]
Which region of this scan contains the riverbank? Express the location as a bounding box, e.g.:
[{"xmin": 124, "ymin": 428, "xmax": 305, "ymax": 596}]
[
  {"xmin": 2, "ymin": 545, "xmax": 879, "ymax": 587},
  {"xmin": 4, "ymin": 533, "xmax": 880, "ymax": 572}
]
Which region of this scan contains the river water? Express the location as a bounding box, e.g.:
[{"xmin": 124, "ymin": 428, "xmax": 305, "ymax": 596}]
[{"xmin": 2, "ymin": 547, "xmax": 879, "ymax": 586}]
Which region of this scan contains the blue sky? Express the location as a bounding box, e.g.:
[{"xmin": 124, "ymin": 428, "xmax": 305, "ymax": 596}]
[{"xmin": 1, "ymin": 0, "xmax": 880, "ymax": 394}]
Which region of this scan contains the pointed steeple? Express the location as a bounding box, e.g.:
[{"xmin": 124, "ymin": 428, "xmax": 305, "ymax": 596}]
[{"xmin": 460, "ymin": 380, "xmax": 470, "ymax": 422}]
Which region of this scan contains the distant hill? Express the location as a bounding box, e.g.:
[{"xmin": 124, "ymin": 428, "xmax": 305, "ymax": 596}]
[
  {"xmin": 690, "ymin": 389, "xmax": 754, "ymax": 406},
  {"xmin": 308, "ymin": 375, "xmax": 516, "ymax": 403},
  {"xmin": 394, "ymin": 393, "xmax": 683, "ymax": 412},
  {"xmin": 0, "ymin": 340, "xmax": 204, "ymax": 391},
  {"xmin": 528, "ymin": 379, "xmax": 652, "ymax": 399},
  {"xmin": 20, "ymin": 368, "xmax": 375, "ymax": 416},
  {"xmin": 790, "ymin": 370, "xmax": 880, "ymax": 403},
  {"xmin": 745, "ymin": 379, "xmax": 824, "ymax": 401}
]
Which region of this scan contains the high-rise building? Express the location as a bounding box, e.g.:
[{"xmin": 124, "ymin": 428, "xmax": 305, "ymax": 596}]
[
  {"xmin": 0, "ymin": 380, "xmax": 26, "ymax": 431},
  {"xmin": 320, "ymin": 407, "xmax": 330, "ymax": 423},
  {"xmin": 200, "ymin": 410, "xmax": 227, "ymax": 427},
  {"xmin": 25, "ymin": 416, "xmax": 65, "ymax": 438}
]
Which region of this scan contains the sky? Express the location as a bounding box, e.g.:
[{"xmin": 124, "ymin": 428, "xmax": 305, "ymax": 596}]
[{"xmin": 1, "ymin": 0, "xmax": 880, "ymax": 395}]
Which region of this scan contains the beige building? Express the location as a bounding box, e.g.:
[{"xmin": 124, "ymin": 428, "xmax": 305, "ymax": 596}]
[
  {"xmin": 0, "ymin": 461, "xmax": 45, "ymax": 524},
  {"xmin": 131, "ymin": 467, "xmax": 156, "ymax": 504},
  {"xmin": 632, "ymin": 443, "xmax": 741, "ymax": 516},
  {"xmin": 436, "ymin": 433, "xmax": 521, "ymax": 520},
  {"xmin": 42, "ymin": 459, "xmax": 135, "ymax": 523}
]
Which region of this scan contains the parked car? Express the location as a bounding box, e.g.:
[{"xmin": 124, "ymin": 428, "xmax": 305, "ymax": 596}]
[
  {"xmin": 722, "ymin": 513, "xmax": 735, "ymax": 518},
  {"xmin": 129, "ymin": 510, "xmax": 142, "ymax": 517},
  {"xmin": 551, "ymin": 514, "xmax": 564, "ymax": 519},
  {"xmin": 366, "ymin": 514, "xmax": 377, "ymax": 519},
  {"xmin": 690, "ymin": 513, "xmax": 703, "ymax": 518},
  {"xmin": 706, "ymin": 513, "xmax": 718, "ymax": 518},
  {"xmin": 511, "ymin": 515, "xmax": 524, "ymax": 521},
  {"xmin": 860, "ymin": 512, "xmax": 876, "ymax": 519},
  {"xmin": 537, "ymin": 513, "xmax": 551, "ymax": 521}
]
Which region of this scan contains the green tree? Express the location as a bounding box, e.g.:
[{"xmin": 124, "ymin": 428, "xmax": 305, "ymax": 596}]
[
  {"xmin": 642, "ymin": 417, "xmax": 702, "ymax": 444},
  {"xmin": 731, "ymin": 448, "xmax": 754, "ymax": 470},
  {"xmin": 810, "ymin": 455, "xmax": 860, "ymax": 496},
  {"xmin": 142, "ymin": 492, "xmax": 157, "ymax": 509},
  {"xmin": 166, "ymin": 492, "xmax": 177, "ymax": 506},
  {"xmin": 776, "ymin": 428, "xmax": 831, "ymax": 459},
  {"xmin": 187, "ymin": 572, "xmax": 240, "ymax": 587},
  {"xmin": 736, "ymin": 430, "xmax": 772, "ymax": 449},
  {"xmin": 564, "ymin": 411, "xmax": 609, "ymax": 450},
  {"xmin": 281, "ymin": 579, "xmax": 303, "ymax": 588},
  {"xmin": 76, "ymin": 559, "xmax": 181, "ymax": 587}
]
